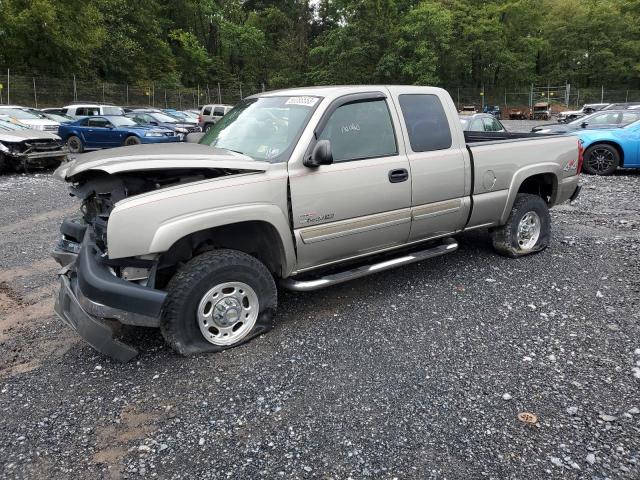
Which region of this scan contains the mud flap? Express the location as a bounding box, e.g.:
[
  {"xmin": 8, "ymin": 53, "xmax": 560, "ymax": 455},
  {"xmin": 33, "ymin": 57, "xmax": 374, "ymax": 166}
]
[{"xmin": 54, "ymin": 275, "xmax": 138, "ymax": 362}]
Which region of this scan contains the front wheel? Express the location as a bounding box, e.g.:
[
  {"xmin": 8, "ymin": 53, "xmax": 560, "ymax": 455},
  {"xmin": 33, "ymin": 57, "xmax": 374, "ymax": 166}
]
[
  {"xmin": 490, "ymin": 194, "xmax": 551, "ymax": 258},
  {"xmin": 582, "ymin": 144, "xmax": 620, "ymax": 175},
  {"xmin": 161, "ymin": 249, "xmax": 277, "ymax": 356},
  {"xmin": 123, "ymin": 135, "xmax": 142, "ymax": 147}
]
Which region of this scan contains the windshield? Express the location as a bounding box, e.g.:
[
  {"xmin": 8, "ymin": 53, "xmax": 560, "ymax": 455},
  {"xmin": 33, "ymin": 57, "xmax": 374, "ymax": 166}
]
[
  {"xmin": 149, "ymin": 112, "xmax": 181, "ymax": 123},
  {"xmin": 199, "ymin": 96, "xmax": 320, "ymax": 162},
  {"xmin": 0, "ymin": 108, "xmax": 41, "ymax": 120},
  {"xmin": 0, "ymin": 119, "xmax": 29, "ymax": 131},
  {"xmin": 110, "ymin": 116, "xmax": 139, "ymax": 127}
]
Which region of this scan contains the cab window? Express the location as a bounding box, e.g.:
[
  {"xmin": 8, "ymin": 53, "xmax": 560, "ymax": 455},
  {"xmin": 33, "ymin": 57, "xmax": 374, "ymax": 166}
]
[
  {"xmin": 318, "ymin": 99, "xmax": 397, "ymax": 162},
  {"xmin": 88, "ymin": 117, "xmax": 111, "ymax": 128},
  {"xmin": 399, "ymin": 94, "xmax": 452, "ymax": 151}
]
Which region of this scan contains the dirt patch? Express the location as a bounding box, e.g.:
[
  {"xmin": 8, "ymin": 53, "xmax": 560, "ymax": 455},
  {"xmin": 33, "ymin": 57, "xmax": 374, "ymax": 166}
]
[
  {"xmin": 0, "ymin": 281, "xmax": 78, "ymax": 378},
  {"xmin": 0, "ymin": 257, "xmax": 58, "ymax": 283},
  {"xmin": 93, "ymin": 406, "xmax": 163, "ymax": 479}
]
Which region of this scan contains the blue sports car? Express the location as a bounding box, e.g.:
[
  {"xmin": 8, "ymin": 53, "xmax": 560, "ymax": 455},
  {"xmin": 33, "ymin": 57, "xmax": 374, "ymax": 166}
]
[
  {"xmin": 58, "ymin": 115, "xmax": 179, "ymax": 153},
  {"xmin": 571, "ymin": 119, "xmax": 640, "ymax": 175}
]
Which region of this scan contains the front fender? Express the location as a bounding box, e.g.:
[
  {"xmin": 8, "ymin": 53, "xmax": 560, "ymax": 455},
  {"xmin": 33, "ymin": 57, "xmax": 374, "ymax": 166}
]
[
  {"xmin": 499, "ymin": 163, "xmax": 561, "ymax": 224},
  {"xmin": 108, "ymin": 203, "xmax": 297, "ymax": 276}
]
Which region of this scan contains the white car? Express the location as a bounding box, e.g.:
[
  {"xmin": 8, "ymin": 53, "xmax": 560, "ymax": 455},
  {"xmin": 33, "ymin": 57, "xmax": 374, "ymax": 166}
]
[
  {"xmin": 0, "ymin": 106, "xmax": 60, "ymax": 132},
  {"xmin": 63, "ymin": 103, "xmax": 125, "ymax": 118}
]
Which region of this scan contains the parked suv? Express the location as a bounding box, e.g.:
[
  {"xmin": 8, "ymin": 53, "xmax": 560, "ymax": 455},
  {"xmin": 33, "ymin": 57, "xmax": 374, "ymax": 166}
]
[
  {"xmin": 199, "ymin": 104, "xmax": 234, "ymax": 131},
  {"xmin": 63, "ymin": 103, "xmax": 125, "ymax": 118}
]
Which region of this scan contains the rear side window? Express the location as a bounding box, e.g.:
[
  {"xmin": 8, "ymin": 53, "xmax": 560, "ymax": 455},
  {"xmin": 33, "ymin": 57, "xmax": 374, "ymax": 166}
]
[
  {"xmin": 399, "ymin": 94, "xmax": 452, "ymax": 152},
  {"xmin": 213, "ymin": 107, "xmax": 225, "ymax": 116},
  {"xmin": 88, "ymin": 117, "xmax": 110, "ymax": 128},
  {"xmin": 318, "ymin": 99, "xmax": 397, "ymax": 162},
  {"xmin": 203, "ymin": 106, "xmax": 212, "ymax": 115}
]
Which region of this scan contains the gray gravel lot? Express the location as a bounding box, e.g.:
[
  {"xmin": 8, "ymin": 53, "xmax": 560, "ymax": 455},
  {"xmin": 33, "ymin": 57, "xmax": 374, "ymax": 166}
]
[{"xmin": 1, "ymin": 124, "xmax": 639, "ymax": 479}]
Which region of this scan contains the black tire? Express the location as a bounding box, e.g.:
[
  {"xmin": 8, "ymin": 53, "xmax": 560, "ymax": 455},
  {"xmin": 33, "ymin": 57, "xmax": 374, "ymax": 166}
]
[
  {"xmin": 490, "ymin": 193, "xmax": 551, "ymax": 258},
  {"xmin": 582, "ymin": 144, "xmax": 620, "ymax": 176},
  {"xmin": 123, "ymin": 135, "xmax": 142, "ymax": 147},
  {"xmin": 67, "ymin": 135, "xmax": 84, "ymax": 153},
  {"xmin": 161, "ymin": 249, "xmax": 277, "ymax": 356},
  {"xmin": 203, "ymin": 123, "xmax": 214, "ymax": 132}
]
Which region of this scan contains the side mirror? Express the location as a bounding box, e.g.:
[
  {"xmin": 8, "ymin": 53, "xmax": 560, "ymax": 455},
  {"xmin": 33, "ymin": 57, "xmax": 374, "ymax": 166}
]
[
  {"xmin": 581, "ymin": 122, "xmax": 588, "ymax": 128},
  {"xmin": 150, "ymin": 121, "xmax": 159, "ymax": 126},
  {"xmin": 304, "ymin": 140, "xmax": 333, "ymax": 168}
]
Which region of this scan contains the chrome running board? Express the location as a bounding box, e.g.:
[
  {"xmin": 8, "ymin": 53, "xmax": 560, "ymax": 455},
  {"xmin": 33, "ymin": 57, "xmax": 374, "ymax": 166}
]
[{"xmin": 280, "ymin": 238, "xmax": 458, "ymax": 292}]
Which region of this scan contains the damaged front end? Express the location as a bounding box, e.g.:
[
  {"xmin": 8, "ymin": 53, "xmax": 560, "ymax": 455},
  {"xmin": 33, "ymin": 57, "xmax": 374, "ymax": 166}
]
[
  {"xmin": 51, "ymin": 144, "xmax": 269, "ymax": 361},
  {"xmin": 0, "ymin": 138, "xmax": 68, "ymax": 172}
]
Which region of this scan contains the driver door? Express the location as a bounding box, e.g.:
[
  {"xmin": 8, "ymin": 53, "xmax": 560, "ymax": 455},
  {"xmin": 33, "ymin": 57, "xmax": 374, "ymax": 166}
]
[
  {"xmin": 85, "ymin": 117, "xmax": 115, "ymax": 147},
  {"xmin": 289, "ymin": 92, "xmax": 412, "ymax": 271}
]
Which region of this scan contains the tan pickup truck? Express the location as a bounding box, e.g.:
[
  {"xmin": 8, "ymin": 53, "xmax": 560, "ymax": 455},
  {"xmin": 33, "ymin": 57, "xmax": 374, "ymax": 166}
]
[{"xmin": 52, "ymin": 86, "xmax": 582, "ymax": 361}]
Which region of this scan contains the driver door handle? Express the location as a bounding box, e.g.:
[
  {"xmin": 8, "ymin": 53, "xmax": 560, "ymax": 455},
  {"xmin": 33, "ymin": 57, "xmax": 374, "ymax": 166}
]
[{"xmin": 388, "ymin": 168, "xmax": 409, "ymax": 183}]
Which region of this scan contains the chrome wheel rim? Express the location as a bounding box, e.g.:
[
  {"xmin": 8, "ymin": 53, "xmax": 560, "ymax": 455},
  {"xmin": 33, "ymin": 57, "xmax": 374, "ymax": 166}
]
[
  {"xmin": 587, "ymin": 148, "xmax": 614, "ymax": 173},
  {"xmin": 517, "ymin": 211, "xmax": 541, "ymax": 251},
  {"xmin": 197, "ymin": 282, "xmax": 258, "ymax": 346},
  {"xmin": 68, "ymin": 137, "xmax": 81, "ymax": 153}
]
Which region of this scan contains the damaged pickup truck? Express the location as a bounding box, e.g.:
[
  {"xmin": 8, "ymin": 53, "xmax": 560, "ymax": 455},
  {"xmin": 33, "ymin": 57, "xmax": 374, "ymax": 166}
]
[
  {"xmin": 52, "ymin": 86, "xmax": 582, "ymax": 361},
  {"xmin": 0, "ymin": 117, "xmax": 68, "ymax": 172}
]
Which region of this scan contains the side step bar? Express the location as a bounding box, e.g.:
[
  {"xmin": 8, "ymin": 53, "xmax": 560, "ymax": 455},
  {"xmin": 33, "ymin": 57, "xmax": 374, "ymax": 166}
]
[{"xmin": 280, "ymin": 238, "xmax": 458, "ymax": 292}]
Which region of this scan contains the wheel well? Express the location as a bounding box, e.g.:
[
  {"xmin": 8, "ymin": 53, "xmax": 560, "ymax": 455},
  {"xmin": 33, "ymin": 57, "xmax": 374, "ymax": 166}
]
[
  {"xmin": 156, "ymin": 221, "xmax": 286, "ymax": 286},
  {"xmin": 517, "ymin": 173, "xmax": 556, "ymax": 204},
  {"xmin": 586, "ymin": 141, "xmax": 624, "ymax": 166}
]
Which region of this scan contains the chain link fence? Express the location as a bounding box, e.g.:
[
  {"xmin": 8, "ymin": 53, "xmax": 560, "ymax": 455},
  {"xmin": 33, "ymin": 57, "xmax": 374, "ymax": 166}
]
[
  {"xmin": 0, "ymin": 71, "xmax": 267, "ymax": 109},
  {"xmin": 1, "ymin": 71, "xmax": 639, "ymax": 112}
]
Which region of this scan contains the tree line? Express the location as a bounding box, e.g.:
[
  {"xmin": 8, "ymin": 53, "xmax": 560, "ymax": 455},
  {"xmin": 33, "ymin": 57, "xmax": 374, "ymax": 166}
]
[{"xmin": 1, "ymin": 0, "xmax": 639, "ymax": 90}]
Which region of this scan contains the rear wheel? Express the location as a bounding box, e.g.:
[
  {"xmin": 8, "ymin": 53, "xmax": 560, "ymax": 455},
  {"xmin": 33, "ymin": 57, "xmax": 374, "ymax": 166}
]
[
  {"xmin": 67, "ymin": 135, "xmax": 84, "ymax": 153},
  {"xmin": 491, "ymin": 194, "xmax": 551, "ymax": 258},
  {"xmin": 582, "ymin": 144, "xmax": 619, "ymax": 176},
  {"xmin": 123, "ymin": 135, "xmax": 141, "ymax": 147},
  {"xmin": 161, "ymin": 249, "xmax": 277, "ymax": 356},
  {"xmin": 203, "ymin": 123, "xmax": 214, "ymax": 132}
]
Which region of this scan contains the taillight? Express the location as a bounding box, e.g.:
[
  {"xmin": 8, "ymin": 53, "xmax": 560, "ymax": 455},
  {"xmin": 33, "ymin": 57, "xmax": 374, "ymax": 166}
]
[
  {"xmin": 198, "ymin": 114, "xmax": 203, "ymax": 123},
  {"xmin": 577, "ymin": 139, "xmax": 584, "ymax": 174}
]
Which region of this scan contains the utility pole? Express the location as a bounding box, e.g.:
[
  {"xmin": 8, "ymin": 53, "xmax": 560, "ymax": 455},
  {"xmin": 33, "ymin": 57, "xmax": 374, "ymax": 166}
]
[
  {"xmin": 7, "ymin": 69, "xmax": 10, "ymax": 105},
  {"xmin": 601, "ymin": 85, "xmax": 604, "ymax": 103},
  {"xmin": 73, "ymin": 74, "xmax": 77, "ymax": 102},
  {"xmin": 33, "ymin": 77, "xmax": 37, "ymax": 108},
  {"xmin": 217, "ymin": 82, "xmax": 221, "ymax": 104}
]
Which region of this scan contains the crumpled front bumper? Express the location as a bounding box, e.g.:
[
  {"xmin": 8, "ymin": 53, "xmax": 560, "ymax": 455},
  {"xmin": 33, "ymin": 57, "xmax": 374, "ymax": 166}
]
[
  {"xmin": 54, "ymin": 272, "xmax": 139, "ymax": 362},
  {"xmin": 52, "ymin": 224, "xmax": 166, "ymax": 362}
]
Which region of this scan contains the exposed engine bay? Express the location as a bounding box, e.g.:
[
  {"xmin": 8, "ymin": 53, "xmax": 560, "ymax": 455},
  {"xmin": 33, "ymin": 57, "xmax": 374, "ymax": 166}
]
[{"xmin": 68, "ymin": 168, "xmax": 251, "ymax": 251}]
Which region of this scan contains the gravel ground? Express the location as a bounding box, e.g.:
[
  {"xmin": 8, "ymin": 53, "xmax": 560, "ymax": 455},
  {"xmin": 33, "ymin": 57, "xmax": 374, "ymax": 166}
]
[{"xmin": 1, "ymin": 134, "xmax": 639, "ymax": 479}]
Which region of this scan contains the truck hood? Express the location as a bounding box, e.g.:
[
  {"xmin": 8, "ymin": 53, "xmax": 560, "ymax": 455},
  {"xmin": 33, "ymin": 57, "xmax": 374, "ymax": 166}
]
[
  {"xmin": 0, "ymin": 129, "xmax": 61, "ymax": 142},
  {"xmin": 57, "ymin": 143, "xmax": 271, "ymax": 180}
]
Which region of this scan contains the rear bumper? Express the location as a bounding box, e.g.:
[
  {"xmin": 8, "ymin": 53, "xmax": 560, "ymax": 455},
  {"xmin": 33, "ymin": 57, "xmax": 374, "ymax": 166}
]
[{"xmin": 53, "ymin": 228, "xmax": 166, "ymax": 361}]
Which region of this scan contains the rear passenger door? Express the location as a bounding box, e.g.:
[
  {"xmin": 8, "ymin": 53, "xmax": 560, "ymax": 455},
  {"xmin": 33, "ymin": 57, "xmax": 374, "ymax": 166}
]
[
  {"xmin": 389, "ymin": 88, "xmax": 470, "ymax": 242},
  {"xmin": 289, "ymin": 92, "xmax": 412, "ymax": 270}
]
